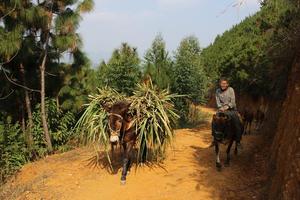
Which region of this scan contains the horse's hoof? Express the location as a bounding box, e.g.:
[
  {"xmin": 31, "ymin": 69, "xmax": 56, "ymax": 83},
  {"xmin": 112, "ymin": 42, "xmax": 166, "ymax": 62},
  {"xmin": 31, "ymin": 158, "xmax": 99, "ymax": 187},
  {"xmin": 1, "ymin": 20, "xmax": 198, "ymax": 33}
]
[{"xmin": 120, "ymin": 180, "xmax": 126, "ymax": 185}]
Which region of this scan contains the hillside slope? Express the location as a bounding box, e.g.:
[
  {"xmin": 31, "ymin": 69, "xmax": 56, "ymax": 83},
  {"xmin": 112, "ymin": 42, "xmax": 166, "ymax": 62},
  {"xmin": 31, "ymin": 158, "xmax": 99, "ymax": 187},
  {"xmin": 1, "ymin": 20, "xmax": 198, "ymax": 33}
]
[{"xmin": 266, "ymin": 52, "xmax": 300, "ymax": 200}]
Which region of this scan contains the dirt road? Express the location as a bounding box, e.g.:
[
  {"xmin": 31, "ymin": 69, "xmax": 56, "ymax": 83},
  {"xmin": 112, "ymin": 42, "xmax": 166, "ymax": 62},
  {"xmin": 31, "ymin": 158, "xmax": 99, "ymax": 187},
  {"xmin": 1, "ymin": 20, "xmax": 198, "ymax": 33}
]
[{"xmin": 0, "ymin": 107, "xmax": 267, "ymax": 200}]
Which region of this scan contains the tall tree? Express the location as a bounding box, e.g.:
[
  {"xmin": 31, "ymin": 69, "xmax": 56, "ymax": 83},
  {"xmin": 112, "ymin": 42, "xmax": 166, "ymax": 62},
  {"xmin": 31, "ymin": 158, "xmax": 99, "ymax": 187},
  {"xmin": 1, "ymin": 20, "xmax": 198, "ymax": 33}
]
[
  {"xmin": 173, "ymin": 36, "xmax": 208, "ymax": 103},
  {"xmin": 1, "ymin": 0, "xmax": 94, "ymax": 152},
  {"xmin": 32, "ymin": 0, "xmax": 94, "ymax": 152},
  {"xmin": 0, "ymin": 0, "xmax": 36, "ymax": 150},
  {"xmin": 57, "ymin": 50, "xmax": 96, "ymax": 113},
  {"xmin": 172, "ymin": 36, "xmax": 209, "ymax": 124},
  {"xmin": 103, "ymin": 43, "xmax": 141, "ymax": 95},
  {"xmin": 144, "ymin": 34, "xmax": 172, "ymax": 89}
]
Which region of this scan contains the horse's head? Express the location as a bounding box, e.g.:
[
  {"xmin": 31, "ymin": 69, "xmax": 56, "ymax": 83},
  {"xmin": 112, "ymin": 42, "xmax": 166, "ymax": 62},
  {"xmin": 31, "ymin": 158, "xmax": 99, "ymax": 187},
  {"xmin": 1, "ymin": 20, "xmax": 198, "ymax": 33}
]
[
  {"xmin": 212, "ymin": 112, "xmax": 231, "ymax": 140},
  {"xmin": 103, "ymin": 101, "xmax": 131, "ymax": 143}
]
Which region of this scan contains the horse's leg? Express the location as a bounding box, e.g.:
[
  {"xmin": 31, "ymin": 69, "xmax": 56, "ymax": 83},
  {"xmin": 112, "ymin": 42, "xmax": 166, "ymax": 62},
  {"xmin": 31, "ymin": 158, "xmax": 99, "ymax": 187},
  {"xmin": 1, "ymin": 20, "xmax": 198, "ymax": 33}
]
[
  {"xmin": 225, "ymin": 139, "xmax": 234, "ymax": 167},
  {"xmin": 215, "ymin": 142, "xmax": 222, "ymax": 171},
  {"xmin": 247, "ymin": 122, "xmax": 250, "ymax": 134},
  {"xmin": 121, "ymin": 143, "xmax": 127, "ymax": 184},
  {"xmin": 126, "ymin": 142, "xmax": 134, "ymax": 175},
  {"xmin": 249, "ymin": 120, "xmax": 252, "ymax": 134},
  {"xmin": 244, "ymin": 123, "xmax": 247, "ymax": 135},
  {"xmin": 255, "ymin": 119, "xmax": 260, "ymax": 130},
  {"xmin": 111, "ymin": 143, "xmax": 115, "ymax": 162},
  {"xmin": 120, "ymin": 142, "xmax": 134, "ymax": 185},
  {"xmin": 234, "ymin": 141, "xmax": 238, "ymax": 155}
]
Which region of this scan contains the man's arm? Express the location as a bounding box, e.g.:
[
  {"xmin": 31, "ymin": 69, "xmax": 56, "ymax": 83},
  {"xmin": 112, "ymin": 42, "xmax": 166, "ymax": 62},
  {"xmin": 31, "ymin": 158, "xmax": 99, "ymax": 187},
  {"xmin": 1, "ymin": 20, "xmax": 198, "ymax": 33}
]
[
  {"xmin": 215, "ymin": 90, "xmax": 222, "ymax": 109},
  {"xmin": 227, "ymin": 87, "xmax": 236, "ymax": 109}
]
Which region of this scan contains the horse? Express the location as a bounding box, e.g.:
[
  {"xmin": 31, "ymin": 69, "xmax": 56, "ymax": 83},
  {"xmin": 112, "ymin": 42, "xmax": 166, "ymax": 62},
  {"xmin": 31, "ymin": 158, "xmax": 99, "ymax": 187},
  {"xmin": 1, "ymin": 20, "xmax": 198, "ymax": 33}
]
[
  {"xmin": 103, "ymin": 101, "xmax": 137, "ymax": 185},
  {"xmin": 255, "ymin": 109, "xmax": 265, "ymax": 130},
  {"xmin": 212, "ymin": 112, "xmax": 240, "ymax": 171},
  {"xmin": 241, "ymin": 109, "xmax": 254, "ymax": 134}
]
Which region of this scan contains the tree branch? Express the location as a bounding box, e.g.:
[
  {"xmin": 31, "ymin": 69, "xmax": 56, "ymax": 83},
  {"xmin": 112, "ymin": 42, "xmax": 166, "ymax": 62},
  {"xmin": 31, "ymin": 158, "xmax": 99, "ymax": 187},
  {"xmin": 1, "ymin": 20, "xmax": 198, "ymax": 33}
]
[
  {"xmin": 0, "ymin": 1, "xmax": 17, "ymax": 20},
  {"xmin": 0, "ymin": 90, "xmax": 14, "ymax": 100},
  {"xmin": 0, "ymin": 50, "xmax": 40, "ymax": 93},
  {"xmin": 1, "ymin": 66, "xmax": 41, "ymax": 93}
]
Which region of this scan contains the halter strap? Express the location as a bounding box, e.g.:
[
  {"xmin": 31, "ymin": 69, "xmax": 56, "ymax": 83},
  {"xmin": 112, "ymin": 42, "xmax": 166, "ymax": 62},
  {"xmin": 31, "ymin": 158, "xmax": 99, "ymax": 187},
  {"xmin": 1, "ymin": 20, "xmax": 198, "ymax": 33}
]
[
  {"xmin": 108, "ymin": 113, "xmax": 123, "ymax": 138},
  {"xmin": 108, "ymin": 113, "xmax": 124, "ymax": 120}
]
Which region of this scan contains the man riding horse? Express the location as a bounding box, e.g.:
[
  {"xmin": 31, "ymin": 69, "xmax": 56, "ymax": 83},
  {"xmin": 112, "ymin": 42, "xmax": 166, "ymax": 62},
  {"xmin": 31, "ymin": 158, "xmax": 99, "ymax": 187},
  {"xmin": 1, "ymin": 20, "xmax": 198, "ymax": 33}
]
[{"xmin": 211, "ymin": 77, "xmax": 243, "ymax": 149}]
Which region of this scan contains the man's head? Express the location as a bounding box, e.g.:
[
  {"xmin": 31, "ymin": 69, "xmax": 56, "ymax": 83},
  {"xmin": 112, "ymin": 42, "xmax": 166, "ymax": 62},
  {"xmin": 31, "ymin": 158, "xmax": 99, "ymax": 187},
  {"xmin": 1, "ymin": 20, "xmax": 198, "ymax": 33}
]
[{"xmin": 219, "ymin": 77, "xmax": 229, "ymax": 91}]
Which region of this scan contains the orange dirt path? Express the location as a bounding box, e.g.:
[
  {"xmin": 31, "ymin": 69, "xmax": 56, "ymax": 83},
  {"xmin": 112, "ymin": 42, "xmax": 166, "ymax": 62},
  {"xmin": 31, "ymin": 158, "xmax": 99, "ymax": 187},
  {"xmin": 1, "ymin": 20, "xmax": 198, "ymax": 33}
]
[{"xmin": 1, "ymin": 107, "xmax": 266, "ymax": 200}]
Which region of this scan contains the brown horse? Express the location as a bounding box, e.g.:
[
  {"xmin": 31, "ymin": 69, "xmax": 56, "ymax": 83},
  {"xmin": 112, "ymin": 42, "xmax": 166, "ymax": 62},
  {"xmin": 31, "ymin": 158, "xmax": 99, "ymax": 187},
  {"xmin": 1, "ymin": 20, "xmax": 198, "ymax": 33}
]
[
  {"xmin": 104, "ymin": 101, "xmax": 137, "ymax": 185},
  {"xmin": 241, "ymin": 109, "xmax": 254, "ymax": 134},
  {"xmin": 255, "ymin": 109, "xmax": 265, "ymax": 130},
  {"xmin": 212, "ymin": 112, "xmax": 239, "ymax": 171}
]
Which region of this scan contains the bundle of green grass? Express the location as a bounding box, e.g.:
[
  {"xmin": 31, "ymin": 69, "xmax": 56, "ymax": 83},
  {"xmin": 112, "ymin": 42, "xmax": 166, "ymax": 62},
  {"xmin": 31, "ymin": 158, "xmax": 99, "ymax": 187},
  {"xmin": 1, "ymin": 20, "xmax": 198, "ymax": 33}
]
[{"xmin": 76, "ymin": 82, "xmax": 179, "ymax": 164}]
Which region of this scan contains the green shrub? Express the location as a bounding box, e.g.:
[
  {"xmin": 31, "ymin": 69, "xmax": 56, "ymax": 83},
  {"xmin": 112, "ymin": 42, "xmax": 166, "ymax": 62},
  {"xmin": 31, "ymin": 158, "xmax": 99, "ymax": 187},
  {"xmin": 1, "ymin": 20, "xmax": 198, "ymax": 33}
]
[
  {"xmin": 31, "ymin": 99, "xmax": 76, "ymax": 156},
  {"xmin": 187, "ymin": 104, "xmax": 209, "ymax": 127},
  {"xmin": 0, "ymin": 116, "xmax": 29, "ymax": 184}
]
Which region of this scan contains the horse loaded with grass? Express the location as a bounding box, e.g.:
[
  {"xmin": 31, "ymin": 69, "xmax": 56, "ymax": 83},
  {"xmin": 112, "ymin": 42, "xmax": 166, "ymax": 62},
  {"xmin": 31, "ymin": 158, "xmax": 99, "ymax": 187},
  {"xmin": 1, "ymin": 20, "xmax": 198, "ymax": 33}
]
[{"xmin": 75, "ymin": 82, "xmax": 179, "ymax": 184}]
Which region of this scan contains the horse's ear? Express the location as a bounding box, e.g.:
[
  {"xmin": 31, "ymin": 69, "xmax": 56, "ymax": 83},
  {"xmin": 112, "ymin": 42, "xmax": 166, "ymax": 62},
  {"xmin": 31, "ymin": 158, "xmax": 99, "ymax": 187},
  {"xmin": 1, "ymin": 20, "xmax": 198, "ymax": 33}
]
[
  {"xmin": 102, "ymin": 103, "xmax": 112, "ymax": 112},
  {"xmin": 213, "ymin": 114, "xmax": 217, "ymax": 121}
]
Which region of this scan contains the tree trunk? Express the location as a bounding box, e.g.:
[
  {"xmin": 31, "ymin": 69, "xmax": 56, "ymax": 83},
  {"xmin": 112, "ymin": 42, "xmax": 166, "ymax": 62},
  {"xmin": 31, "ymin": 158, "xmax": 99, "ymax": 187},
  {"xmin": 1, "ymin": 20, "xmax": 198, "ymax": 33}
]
[
  {"xmin": 56, "ymin": 95, "xmax": 60, "ymax": 112},
  {"xmin": 20, "ymin": 104, "xmax": 26, "ymax": 134},
  {"xmin": 19, "ymin": 63, "xmax": 34, "ymax": 149},
  {"xmin": 40, "ymin": 54, "xmax": 53, "ymax": 152}
]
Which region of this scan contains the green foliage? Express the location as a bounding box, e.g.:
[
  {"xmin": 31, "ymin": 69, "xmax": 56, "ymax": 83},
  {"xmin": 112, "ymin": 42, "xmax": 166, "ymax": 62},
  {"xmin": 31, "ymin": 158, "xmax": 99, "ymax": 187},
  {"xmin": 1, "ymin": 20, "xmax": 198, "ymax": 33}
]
[
  {"xmin": 99, "ymin": 43, "xmax": 142, "ymax": 95},
  {"xmin": 186, "ymin": 104, "xmax": 209, "ymax": 127},
  {"xmin": 0, "ymin": 116, "xmax": 28, "ymax": 184},
  {"xmin": 200, "ymin": 12, "xmax": 271, "ymax": 95},
  {"xmin": 129, "ymin": 82, "xmax": 179, "ymax": 162},
  {"xmin": 97, "ymin": 61, "xmax": 109, "ymax": 87},
  {"xmin": 0, "ymin": 25, "xmax": 23, "ymax": 59},
  {"xmin": 143, "ymin": 34, "xmax": 173, "ymax": 89},
  {"xmin": 58, "ymin": 50, "xmax": 96, "ymax": 113},
  {"xmin": 77, "ymin": 0, "xmax": 95, "ymax": 13},
  {"xmin": 31, "ymin": 99, "xmax": 76, "ymax": 156},
  {"xmin": 172, "ymin": 36, "xmax": 209, "ymax": 124},
  {"xmin": 200, "ymin": 0, "xmax": 299, "ymax": 98}
]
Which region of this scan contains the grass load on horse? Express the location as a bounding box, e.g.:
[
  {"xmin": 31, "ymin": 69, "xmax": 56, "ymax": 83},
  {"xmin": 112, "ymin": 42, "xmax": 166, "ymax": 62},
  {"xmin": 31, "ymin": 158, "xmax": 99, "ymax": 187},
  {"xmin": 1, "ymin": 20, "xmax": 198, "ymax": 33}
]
[{"xmin": 75, "ymin": 82, "xmax": 179, "ymax": 184}]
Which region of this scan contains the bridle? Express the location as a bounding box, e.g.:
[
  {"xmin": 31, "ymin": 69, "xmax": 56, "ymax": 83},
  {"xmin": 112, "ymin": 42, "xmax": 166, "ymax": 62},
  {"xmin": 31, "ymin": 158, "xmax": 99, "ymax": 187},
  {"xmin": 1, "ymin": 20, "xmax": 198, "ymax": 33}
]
[
  {"xmin": 213, "ymin": 114, "xmax": 230, "ymax": 142},
  {"xmin": 108, "ymin": 113, "xmax": 124, "ymax": 121},
  {"xmin": 108, "ymin": 112, "xmax": 124, "ymax": 137}
]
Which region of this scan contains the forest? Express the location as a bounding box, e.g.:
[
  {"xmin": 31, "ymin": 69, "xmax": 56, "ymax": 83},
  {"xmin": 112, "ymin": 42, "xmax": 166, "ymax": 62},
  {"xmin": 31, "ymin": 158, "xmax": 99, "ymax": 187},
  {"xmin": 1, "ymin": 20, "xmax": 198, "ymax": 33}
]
[{"xmin": 0, "ymin": 1, "xmax": 299, "ymax": 198}]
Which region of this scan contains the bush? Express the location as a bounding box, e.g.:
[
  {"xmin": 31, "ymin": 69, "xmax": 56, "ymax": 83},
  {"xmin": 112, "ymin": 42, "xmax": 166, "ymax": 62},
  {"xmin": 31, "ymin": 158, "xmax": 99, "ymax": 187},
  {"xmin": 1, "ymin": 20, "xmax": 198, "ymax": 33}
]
[
  {"xmin": 32, "ymin": 99, "xmax": 76, "ymax": 156},
  {"xmin": 0, "ymin": 116, "xmax": 29, "ymax": 184},
  {"xmin": 187, "ymin": 104, "xmax": 209, "ymax": 127}
]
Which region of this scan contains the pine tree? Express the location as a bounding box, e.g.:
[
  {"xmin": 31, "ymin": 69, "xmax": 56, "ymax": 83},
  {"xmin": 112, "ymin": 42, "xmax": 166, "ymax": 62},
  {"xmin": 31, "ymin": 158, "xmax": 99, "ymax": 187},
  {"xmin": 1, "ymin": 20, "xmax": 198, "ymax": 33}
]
[
  {"xmin": 144, "ymin": 34, "xmax": 172, "ymax": 89},
  {"xmin": 104, "ymin": 43, "xmax": 141, "ymax": 95},
  {"xmin": 0, "ymin": 0, "xmax": 94, "ymax": 152},
  {"xmin": 172, "ymin": 36, "xmax": 209, "ymax": 124}
]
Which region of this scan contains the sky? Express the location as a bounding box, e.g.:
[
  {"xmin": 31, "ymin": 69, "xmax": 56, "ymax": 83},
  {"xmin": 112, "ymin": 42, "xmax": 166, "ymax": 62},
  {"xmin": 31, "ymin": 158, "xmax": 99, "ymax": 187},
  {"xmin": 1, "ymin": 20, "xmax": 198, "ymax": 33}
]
[{"xmin": 78, "ymin": 0, "xmax": 261, "ymax": 66}]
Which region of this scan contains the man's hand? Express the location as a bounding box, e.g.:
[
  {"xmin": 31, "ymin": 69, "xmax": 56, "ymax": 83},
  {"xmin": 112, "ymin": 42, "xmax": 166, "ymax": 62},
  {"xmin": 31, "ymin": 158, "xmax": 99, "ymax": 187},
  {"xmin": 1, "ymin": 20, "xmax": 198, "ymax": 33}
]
[{"xmin": 219, "ymin": 105, "xmax": 229, "ymax": 112}]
